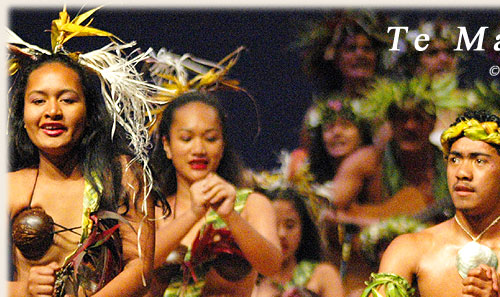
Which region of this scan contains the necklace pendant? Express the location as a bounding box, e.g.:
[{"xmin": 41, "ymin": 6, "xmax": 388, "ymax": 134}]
[{"xmin": 456, "ymin": 241, "xmax": 498, "ymax": 278}]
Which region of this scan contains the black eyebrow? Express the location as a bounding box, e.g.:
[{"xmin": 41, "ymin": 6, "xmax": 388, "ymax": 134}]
[{"xmin": 449, "ymin": 151, "xmax": 492, "ymax": 158}]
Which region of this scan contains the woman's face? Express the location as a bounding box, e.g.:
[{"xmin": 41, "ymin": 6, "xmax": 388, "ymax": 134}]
[
  {"xmin": 417, "ymin": 39, "xmax": 457, "ymax": 77},
  {"xmin": 337, "ymin": 34, "xmax": 377, "ymax": 82},
  {"xmin": 163, "ymin": 101, "xmax": 224, "ymax": 185},
  {"xmin": 23, "ymin": 62, "xmax": 87, "ymax": 157},
  {"xmin": 274, "ymin": 199, "xmax": 302, "ymax": 261},
  {"xmin": 322, "ymin": 117, "xmax": 363, "ymax": 159}
]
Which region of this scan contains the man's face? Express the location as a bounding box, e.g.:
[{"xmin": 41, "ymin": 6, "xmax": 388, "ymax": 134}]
[
  {"xmin": 390, "ymin": 108, "xmax": 435, "ymax": 153},
  {"xmin": 447, "ymin": 137, "xmax": 500, "ymax": 216}
]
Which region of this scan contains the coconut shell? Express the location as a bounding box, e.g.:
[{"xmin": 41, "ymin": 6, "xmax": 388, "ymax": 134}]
[
  {"xmin": 212, "ymin": 253, "xmax": 252, "ymax": 282},
  {"xmin": 11, "ymin": 207, "xmax": 54, "ymax": 260},
  {"xmin": 155, "ymin": 245, "xmax": 188, "ymax": 285}
]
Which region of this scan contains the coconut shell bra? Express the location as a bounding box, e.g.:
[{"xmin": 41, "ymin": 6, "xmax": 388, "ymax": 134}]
[
  {"xmin": 10, "ymin": 170, "xmax": 123, "ymax": 296},
  {"xmin": 11, "ymin": 170, "xmax": 82, "ymax": 261}
]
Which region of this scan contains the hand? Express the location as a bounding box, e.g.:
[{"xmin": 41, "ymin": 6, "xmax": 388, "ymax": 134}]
[
  {"xmin": 462, "ymin": 264, "xmax": 499, "ymax": 297},
  {"xmin": 189, "ymin": 179, "xmax": 211, "ymax": 219},
  {"xmin": 201, "ymin": 173, "xmax": 237, "ymax": 219},
  {"xmin": 27, "ymin": 262, "xmax": 59, "ymax": 297}
]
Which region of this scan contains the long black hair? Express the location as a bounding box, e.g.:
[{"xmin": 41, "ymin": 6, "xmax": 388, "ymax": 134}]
[
  {"xmin": 308, "ymin": 117, "xmax": 372, "ymax": 184},
  {"xmin": 260, "ymin": 188, "xmax": 322, "ymax": 262},
  {"xmin": 9, "ymin": 53, "xmax": 142, "ymax": 213},
  {"xmin": 150, "ymin": 91, "xmax": 245, "ymax": 198}
]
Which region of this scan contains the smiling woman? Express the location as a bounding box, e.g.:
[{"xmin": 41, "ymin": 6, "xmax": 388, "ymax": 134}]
[
  {"xmin": 7, "ymin": 6, "xmax": 166, "ymax": 297},
  {"xmin": 8, "ymin": 52, "xmax": 156, "ymax": 297},
  {"xmin": 23, "ymin": 63, "xmax": 87, "ymax": 157}
]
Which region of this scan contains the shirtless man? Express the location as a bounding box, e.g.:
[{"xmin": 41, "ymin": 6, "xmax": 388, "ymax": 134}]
[{"xmin": 366, "ymin": 110, "xmax": 500, "ymax": 297}]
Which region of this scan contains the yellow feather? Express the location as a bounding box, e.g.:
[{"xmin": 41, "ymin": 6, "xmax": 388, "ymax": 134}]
[{"xmin": 50, "ymin": 5, "xmax": 117, "ymax": 52}]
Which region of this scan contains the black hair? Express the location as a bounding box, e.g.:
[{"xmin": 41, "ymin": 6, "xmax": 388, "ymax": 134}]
[
  {"xmin": 308, "ymin": 117, "xmax": 372, "ymax": 184},
  {"xmin": 260, "ymin": 188, "xmax": 322, "ymax": 262},
  {"xmin": 302, "ymin": 18, "xmax": 386, "ymax": 95},
  {"xmin": 150, "ymin": 91, "xmax": 245, "ymax": 198}
]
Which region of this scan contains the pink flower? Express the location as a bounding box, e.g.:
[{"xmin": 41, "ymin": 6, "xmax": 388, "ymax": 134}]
[{"xmin": 328, "ymin": 100, "xmax": 343, "ymax": 112}]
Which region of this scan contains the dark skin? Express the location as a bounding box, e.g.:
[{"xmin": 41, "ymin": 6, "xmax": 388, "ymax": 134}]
[{"xmin": 378, "ymin": 137, "xmax": 500, "ymax": 297}]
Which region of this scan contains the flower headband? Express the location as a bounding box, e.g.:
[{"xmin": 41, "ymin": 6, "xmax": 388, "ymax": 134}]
[
  {"xmin": 441, "ymin": 118, "xmax": 500, "ymax": 156},
  {"xmin": 305, "ymin": 95, "xmax": 365, "ymax": 130},
  {"xmin": 295, "ymin": 10, "xmax": 392, "ymax": 56}
]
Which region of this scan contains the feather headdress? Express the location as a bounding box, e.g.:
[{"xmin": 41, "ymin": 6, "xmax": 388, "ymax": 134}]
[
  {"xmin": 7, "ymin": 5, "xmax": 170, "ymax": 201},
  {"xmin": 144, "ymin": 46, "xmax": 249, "ymax": 133}
]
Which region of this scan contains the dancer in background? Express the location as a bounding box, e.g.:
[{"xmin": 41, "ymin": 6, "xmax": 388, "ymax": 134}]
[
  {"xmin": 252, "ymin": 188, "xmax": 343, "ymax": 297},
  {"xmin": 290, "ymin": 10, "xmax": 393, "ymax": 172}
]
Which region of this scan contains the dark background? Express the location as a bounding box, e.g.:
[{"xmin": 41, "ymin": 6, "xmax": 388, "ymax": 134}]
[{"xmin": 8, "ymin": 6, "xmax": 500, "ymax": 170}]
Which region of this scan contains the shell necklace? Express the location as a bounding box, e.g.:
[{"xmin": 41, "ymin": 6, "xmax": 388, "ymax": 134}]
[{"xmin": 455, "ymin": 215, "xmax": 500, "ymax": 278}]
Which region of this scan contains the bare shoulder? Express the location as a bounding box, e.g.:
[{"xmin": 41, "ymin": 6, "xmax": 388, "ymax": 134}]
[
  {"xmin": 346, "ymin": 145, "xmax": 380, "ymax": 167},
  {"xmin": 244, "ymin": 191, "xmax": 273, "ymax": 213},
  {"xmin": 8, "ymin": 168, "xmax": 37, "ymax": 217},
  {"xmin": 338, "ymin": 145, "xmax": 381, "ymax": 174},
  {"xmin": 242, "ymin": 191, "xmax": 276, "ymax": 226},
  {"xmin": 380, "ymin": 220, "xmax": 450, "ymax": 275},
  {"xmin": 311, "ymin": 262, "xmax": 340, "ymax": 279},
  {"xmin": 309, "ymin": 262, "xmax": 343, "ymax": 297}
]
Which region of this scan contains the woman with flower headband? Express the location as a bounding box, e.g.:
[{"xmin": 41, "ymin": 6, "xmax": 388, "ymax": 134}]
[
  {"xmin": 290, "ymin": 10, "xmax": 393, "ymax": 181},
  {"xmin": 251, "ymin": 187, "xmax": 344, "ymax": 297},
  {"xmin": 287, "ymin": 96, "xmax": 383, "ymax": 297},
  {"xmin": 8, "ymin": 7, "xmax": 164, "ymax": 297}
]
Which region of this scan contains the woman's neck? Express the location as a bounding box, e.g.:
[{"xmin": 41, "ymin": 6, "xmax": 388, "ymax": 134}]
[
  {"xmin": 280, "ymin": 256, "xmax": 297, "ymax": 281},
  {"xmin": 38, "ymin": 152, "xmax": 82, "ymax": 180},
  {"xmin": 174, "ymin": 174, "xmax": 194, "ymax": 200},
  {"xmin": 342, "ymin": 77, "xmax": 371, "ymax": 98}
]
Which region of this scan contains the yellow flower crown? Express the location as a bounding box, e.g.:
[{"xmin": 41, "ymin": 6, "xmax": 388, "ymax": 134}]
[{"xmin": 441, "ymin": 119, "xmax": 500, "ymax": 156}]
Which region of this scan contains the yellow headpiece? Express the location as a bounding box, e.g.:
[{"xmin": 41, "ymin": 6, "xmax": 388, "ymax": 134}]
[{"xmin": 441, "ymin": 119, "xmax": 500, "ymax": 156}]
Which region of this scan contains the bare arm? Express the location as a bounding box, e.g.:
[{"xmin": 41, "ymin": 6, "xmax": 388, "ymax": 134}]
[
  {"xmin": 338, "ymin": 186, "xmax": 429, "ymax": 222},
  {"xmin": 311, "ymin": 263, "xmax": 344, "ymax": 297},
  {"xmin": 378, "ymin": 233, "xmax": 420, "ymax": 288},
  {"xmin": 93, "ymin": 160, "xmax": 156, "ymax": 297},
  {"xmin": 329, "ymin": 146, "xmax": 382, "ymax": 209},
  {"xmin": 222, "ymin": 192, "xmax": 282, "ymax": 277}
]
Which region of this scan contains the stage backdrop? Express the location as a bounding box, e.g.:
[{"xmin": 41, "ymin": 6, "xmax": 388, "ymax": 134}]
[{"xmin": 8, "ymin": 7, "xmax": 499, "ymax": 170}]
